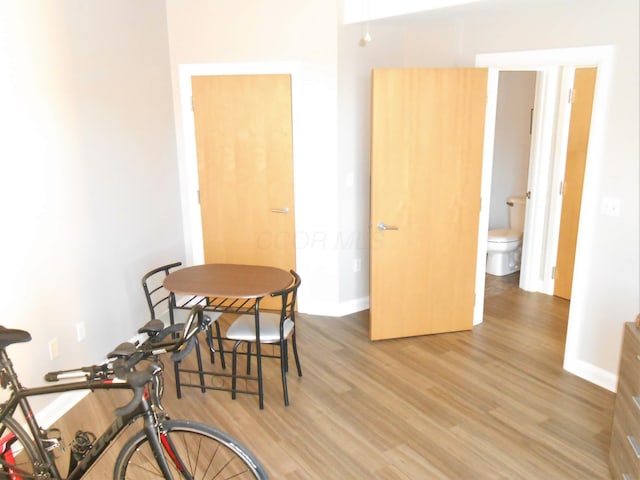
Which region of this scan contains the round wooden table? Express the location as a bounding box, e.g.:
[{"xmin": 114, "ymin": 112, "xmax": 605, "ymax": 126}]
[{"xmin": 163, "ymin": 264, "xmax": 293, "ymax": 299}]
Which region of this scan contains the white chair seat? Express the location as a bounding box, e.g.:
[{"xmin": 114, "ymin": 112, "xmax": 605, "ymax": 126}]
[{"xmin": 227, "ymin": 313, "xmax": 294, "ymax": 343}]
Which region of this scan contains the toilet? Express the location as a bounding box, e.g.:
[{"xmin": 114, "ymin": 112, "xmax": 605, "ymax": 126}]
[{"xmin": 486, "ymin": 196, "xmax": 526, "ymax": 276}]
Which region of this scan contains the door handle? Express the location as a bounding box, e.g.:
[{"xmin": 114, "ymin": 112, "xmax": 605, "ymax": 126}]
[
  {"xmin": 271, "ymin": 208, "xmax": 289, "ymax": 214},
  {"xmin": 377, "ymin": 223, "xmax": 399, "ymax": 231}
]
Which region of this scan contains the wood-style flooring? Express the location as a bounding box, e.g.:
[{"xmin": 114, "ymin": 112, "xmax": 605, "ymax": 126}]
[{"xmin": 50, "ymin": 285, "xmax": 615, "ymax": 479}]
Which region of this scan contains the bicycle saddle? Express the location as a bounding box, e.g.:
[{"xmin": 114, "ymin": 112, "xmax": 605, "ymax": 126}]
[
  {"xmin": 0, "ymin": 327, "xmax": 32, "ymax": 349},
  {"xmin": 107, "ymin": 342, "xmax": 138, "ymax": 358},
  {"xmin": 138, "ymin": 319, "xmax": 165, "ymax": 336}
]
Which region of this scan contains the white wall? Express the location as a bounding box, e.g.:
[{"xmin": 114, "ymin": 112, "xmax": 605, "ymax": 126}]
[
  {"xmin": 337, "ymin": 24, "xmax": 409, "ymax": 308},
  {"xmin": 164, "ymin": 0, "xmax": 342, "ymax": 314},
  {"xmin": 0, "ymin": 1, "xmax": 183, "ymax": 418},
  {"xmin": 489, "ymin": 71, "xmax": 536, "ymax": 229}
]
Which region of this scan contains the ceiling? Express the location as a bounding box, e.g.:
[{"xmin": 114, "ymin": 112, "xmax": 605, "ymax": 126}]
[{"xmin": 367, "ymin": 0, "xmax": 567, "ymax": 25}]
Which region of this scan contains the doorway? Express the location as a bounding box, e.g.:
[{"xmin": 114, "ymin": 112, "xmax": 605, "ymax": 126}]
[
  {"xmin": 474, "ymin": 46, "xmax": 616, "ymax": 390},
  {"xmin": 486, "ymin": 70, "xmax": 537, "ymax": 295},
  {"xmin": 482, "ymin": 66, "xmax": 595, "ymax": 304},
  {"xmin": 177, "ymin": 62, "xmax": 303, "ymax": 267}
]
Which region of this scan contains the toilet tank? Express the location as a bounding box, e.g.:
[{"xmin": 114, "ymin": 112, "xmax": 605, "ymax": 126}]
[{"xmin": 507, "ymin": 196, "xmax": 526, "ymax": 232}]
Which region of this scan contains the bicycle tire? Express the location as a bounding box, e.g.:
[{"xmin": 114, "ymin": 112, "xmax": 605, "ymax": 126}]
[
  {"xmin": 0, "ymin": 415, "xmax": 42, "ymax": 479},
  {"xmin": 113, "ymin": 419, "xmax": 269, "ymax": 479}
]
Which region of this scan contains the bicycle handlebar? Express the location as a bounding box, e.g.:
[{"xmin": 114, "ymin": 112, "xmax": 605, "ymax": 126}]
[
  {"xmin": 113, "ymin": 362, "xmax": 161, "ymax": 416},
  {"xmin": 43, "ymin": 304, "xmax": 211, "ymax": 415},
  {"xmin": 170, "ymin": 335, "xmax": 197, "ymax": 362}
]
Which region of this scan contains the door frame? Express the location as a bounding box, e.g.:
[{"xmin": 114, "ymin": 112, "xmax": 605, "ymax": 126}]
[
  {"xmin": 177, "ymin": 62, "xmax": 302, "ymax": 265},
  {"xmin": 474, "ymin": 45, "xmax": 616, "ymax": 390}
]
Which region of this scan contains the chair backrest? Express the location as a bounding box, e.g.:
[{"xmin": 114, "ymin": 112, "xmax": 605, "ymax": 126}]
[
  {"xmin": 141, "ymin": 262, "xmax": 182, "ymax": 320},
  {"xmin": 271, "ymin": 270, "xmax": 301, "ymax": 324}
]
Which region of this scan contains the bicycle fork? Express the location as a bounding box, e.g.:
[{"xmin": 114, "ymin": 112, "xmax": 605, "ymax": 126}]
[{"xmin": 142, "ymin": 407, "xmax": 191, "ymax": 480}]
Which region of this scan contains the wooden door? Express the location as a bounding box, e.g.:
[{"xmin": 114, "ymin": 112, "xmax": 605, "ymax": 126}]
[
  {"xmin": 192, "ymin": 74, "xmax": 296, "ymax": 276},
  {"xmin": 370, "ymin": 68, "xmax": 488, "ymax": 341},
  {"xmin": 554, "ymin": 68, "xmax": 596, "ymax": 300}
]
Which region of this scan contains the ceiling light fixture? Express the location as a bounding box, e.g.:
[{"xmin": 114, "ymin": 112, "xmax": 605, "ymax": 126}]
[{"xmin": 359, "ymin": 23, "xmax": 372, "ymax": 47}]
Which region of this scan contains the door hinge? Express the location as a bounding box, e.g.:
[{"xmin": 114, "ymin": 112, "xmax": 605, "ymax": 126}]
[
  {"xmin": 197, "ymin": 190, "xmax": 200, "ymax": 204},
  {"xmin": 568, "ymin": 88, "xmax": 574, "ymax": 104},
  {"xmin": 552, "ymin": 266, "xmax": 556, "ymax": 279},
  {"xmin": 559, "ymin": 181, "xmax": 565, "ymax": 195},
  {"xmin": 191, "ymin": 96, "xmax": 194, "ymax": 112}
]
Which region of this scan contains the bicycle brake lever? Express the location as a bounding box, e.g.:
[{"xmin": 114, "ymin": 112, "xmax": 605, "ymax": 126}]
[
  {"xmin": 150, "ymin": 374, "xmax": 164, "ymax": 411},
  {"xmin": 114, "ymin": 364, "xmax": 160, "ymax": 417}
]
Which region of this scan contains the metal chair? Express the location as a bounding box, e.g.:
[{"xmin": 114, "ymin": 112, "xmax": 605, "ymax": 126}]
[
  {"xmin": 227, "ymin": 270, "xmax": 302, "ymax": 407},
  {"xmin": 141, "ymin": 262, "xmax": 225, "ymax": 398}
]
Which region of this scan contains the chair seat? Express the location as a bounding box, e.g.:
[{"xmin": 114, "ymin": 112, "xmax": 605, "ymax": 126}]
[{"xmin": 227, "ymin": 313, "xmax": 293, "ymax": 343}]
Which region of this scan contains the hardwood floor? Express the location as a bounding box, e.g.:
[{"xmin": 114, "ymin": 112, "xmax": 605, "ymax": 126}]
[
  {"xmin": 50, "ymin": 288, "xmax": 615, "ymax": 479},
  {"xmin": 485, "ymin": 271, "xmax": 520, "ymax": 297}
]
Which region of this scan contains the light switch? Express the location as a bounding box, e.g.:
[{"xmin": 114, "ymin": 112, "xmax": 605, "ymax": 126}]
[{"xmin": 345, "ymin": 172, "xmax": 354, "ymax": 188}]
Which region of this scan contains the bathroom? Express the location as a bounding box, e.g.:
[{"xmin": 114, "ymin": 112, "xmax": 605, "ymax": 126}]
[{"xmin": 486, "ymin": 70, "xmax": 537, "ymax": 294}]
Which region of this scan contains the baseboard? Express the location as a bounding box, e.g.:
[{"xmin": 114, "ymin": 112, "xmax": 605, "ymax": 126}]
[
  {"xmin": 563, "ymin": 357, "xmax": 618, "ymax": 392},
  {"xmin": 35, "ymin": 390, "xmax": 90, "ymax": 429},
  {"xmin": 299, "ymin": 296, "xmax": 369, "ymax": 317}
]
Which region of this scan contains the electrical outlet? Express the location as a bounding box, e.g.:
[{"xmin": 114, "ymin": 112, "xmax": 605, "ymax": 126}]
[
  {"xmin": 346, "ymin": 171, "xmax": 354, "ymax": 187},
  {"xmin": 76, "ymin": 322, "xmax": 86, "ymax": 342},
  {"xmin": 48, "ymin": 338, "xmax": 59, "ymax": 360},
  {"xmin": 353, "ymin": 258, "xmax": 362, "ymax": 272}
]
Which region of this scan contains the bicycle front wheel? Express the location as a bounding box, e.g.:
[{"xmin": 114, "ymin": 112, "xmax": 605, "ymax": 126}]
[
  {"xmin": 113, "ymin": 419, "xmax": 268, "ymax": 479},
  {"xmin": 0, "ymin": 415, "xmax": 41, "ymax": 479}
]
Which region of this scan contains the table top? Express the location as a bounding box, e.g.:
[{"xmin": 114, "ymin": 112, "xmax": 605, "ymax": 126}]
[{"xmin": 163, "ymin": 263, "xmax": 293, "ymax": 299}]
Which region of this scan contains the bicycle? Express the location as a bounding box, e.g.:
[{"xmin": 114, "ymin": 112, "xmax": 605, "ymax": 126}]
[{"xmin": 0, "ymin": 305, "xmax": 269, "ymax": 479}]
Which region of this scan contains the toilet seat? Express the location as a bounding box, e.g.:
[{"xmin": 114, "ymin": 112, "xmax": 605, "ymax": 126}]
[{"xmin": 488, "ymin": 228, "xmax": 522, "ymax": 243}]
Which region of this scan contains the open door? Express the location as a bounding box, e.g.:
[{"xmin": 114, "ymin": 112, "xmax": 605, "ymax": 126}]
[
  {"xmin": 370, "ymin": 68, "xmax": 488, "ymax": 341},
  {"xmin": 553, "ymin": 67, "xmax": 597, "ymax": 300}
]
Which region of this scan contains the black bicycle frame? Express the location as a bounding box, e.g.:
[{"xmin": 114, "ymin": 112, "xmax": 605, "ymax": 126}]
[{"xmin": 0, "ymin": 378, "xmax": 159, "ymax": 480}]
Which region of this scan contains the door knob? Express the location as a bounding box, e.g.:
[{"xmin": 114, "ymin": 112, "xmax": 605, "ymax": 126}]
[
  {"xmin": 271, "ymin": 208, "xmax": 289, "ymax": 214},
  {"xmin": 377, "ymin": 223, "xmax": 399, "ymax": 231}
]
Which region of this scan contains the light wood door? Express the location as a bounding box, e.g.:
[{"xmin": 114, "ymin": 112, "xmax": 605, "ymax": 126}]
[
  {"xmin": 370, "ymin": 68, "xmax": 488, "ymax": 341},
  {"xmin": 554, "ymin": 68, "xmax": 596, "ymax": 300},
  {"xmin": 192, "ymin": 74, "xmax": 296, "ymax": 276}
]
